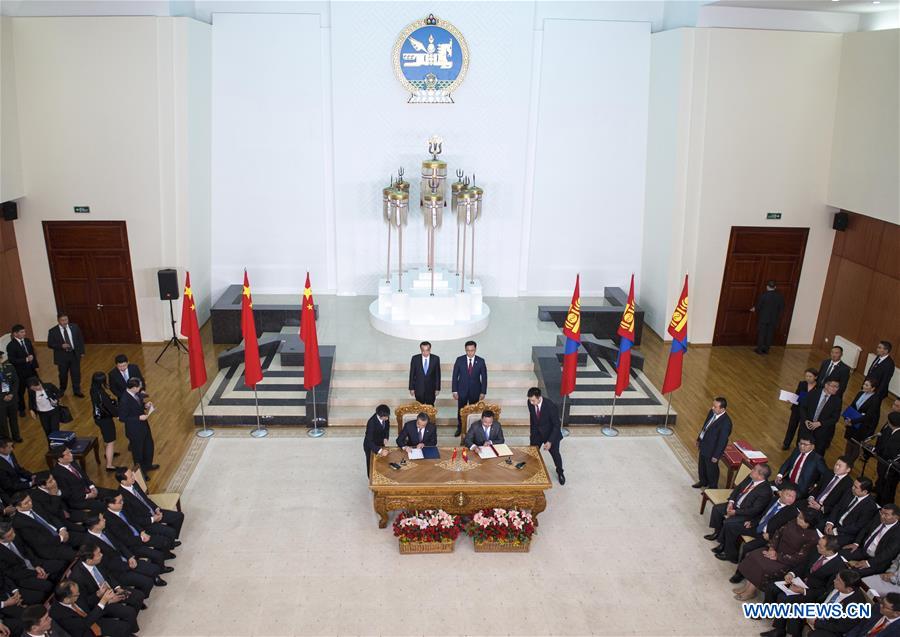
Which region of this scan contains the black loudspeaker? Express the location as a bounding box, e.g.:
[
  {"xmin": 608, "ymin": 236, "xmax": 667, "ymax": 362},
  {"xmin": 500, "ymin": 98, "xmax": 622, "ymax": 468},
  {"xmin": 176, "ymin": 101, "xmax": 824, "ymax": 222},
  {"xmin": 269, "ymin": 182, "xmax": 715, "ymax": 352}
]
[
  {"xmin": 1, "ymin": 201, "xmax": 17, "ymax": 221},
  {"xmin": 157, "ymin": 269, "xmax": 179, "ymax": 300},
  {"xmin": 833, "ymin": 211, "xmax": 849, "ymax": 231}
]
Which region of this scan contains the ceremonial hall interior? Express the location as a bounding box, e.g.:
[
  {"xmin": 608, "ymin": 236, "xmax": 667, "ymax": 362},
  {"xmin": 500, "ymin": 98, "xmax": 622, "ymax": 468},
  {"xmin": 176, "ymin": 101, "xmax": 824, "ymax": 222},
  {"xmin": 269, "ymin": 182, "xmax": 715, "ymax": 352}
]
[{"xmin": 0, "ymin": 0, "xmax": 898, "ymax": 635}]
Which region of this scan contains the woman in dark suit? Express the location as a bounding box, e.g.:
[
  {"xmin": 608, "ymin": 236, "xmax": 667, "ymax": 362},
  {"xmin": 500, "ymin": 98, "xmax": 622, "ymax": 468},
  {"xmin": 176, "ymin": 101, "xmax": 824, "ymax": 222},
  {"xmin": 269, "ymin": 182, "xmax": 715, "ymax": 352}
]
[
  {"xmin": 90, "ymin": 372, "xmax": 120, "ymax": 471},
  {"xmin": 843, "ymin": 379, "xmax": 881, "ymax": 464},
  {"xmin": 733, "ymin": 508, "xmax": 821, "ymax": 601},
  {"xmin": 782, "ymin": 368, "xmax": 819, "ymax": 450}
]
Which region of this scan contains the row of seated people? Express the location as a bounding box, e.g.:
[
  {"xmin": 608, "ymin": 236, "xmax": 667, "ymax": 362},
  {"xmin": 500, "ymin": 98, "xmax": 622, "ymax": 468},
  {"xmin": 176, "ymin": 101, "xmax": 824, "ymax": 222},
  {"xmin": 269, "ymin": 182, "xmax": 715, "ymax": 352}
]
[
  {"xmin": 0, "ymin": 439, "xmax": 183, "ymax": 637},
  {"xmin": 704, "ymin": 437, "xmax": 900, "ymax": 635}
]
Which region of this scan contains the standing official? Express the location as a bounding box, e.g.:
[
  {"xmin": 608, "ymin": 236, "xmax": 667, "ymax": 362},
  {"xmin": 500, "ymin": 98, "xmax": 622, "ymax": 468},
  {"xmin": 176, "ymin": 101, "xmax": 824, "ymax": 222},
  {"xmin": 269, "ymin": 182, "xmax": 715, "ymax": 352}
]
[
  {"xmin": 363, "ymin": 404, "xmax": 391, "ymax": 477},
  {"xmin": 694, "ymin": 396, "xmax": 732, "ymax": 489},
  {"xmin": 46, "ymin": 313, "xmax": 85, "ymax": 398},
  {"xmin": 107, "ymin": 355, "xmax": 144, "ymax": 401},
  {"xmin": 527, "ymin": 388, "xmax": 565, "ymax": 485},
  {"xmin": 817, "ymin": 346, "xmax": 851, "ymax": 398},
  {"xmin": 117, "ymin": 379, "xmax": 157, "ymax": 473},
  {"xmin": 867, "ymin": 341, "xmax": 895, "ymax": 403},
  {"xmin": 451, "ymin": 341, "xmax": 487, "ymax": 437},
  {"xmin": 0, "ymin": 353, "xmax": 21, "ymax": 443},
  {"xmin": 26, "ymin": 378, "xmax": 61, "ymax": 444},
  {"xmin": 750, "ymin": 280, "xmax": 784, "ymax": 355},
  {"xmin": 6, "ymin": 325, "xmax": 38, "ymax": 418},
  {"xmin": 799, "ymin": 379, "xmax": 842, "ymax": 456},
  {"xmin": 408, "ymin": 341, "xmax": 440, "ymax": 405}
]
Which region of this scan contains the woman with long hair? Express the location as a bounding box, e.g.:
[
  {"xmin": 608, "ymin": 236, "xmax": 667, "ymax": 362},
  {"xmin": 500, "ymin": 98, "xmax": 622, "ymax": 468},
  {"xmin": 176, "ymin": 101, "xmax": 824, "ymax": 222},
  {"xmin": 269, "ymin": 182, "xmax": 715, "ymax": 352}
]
[{"xmin": 89, "ymin": 371, "xmax": 119, "ymax": 471}]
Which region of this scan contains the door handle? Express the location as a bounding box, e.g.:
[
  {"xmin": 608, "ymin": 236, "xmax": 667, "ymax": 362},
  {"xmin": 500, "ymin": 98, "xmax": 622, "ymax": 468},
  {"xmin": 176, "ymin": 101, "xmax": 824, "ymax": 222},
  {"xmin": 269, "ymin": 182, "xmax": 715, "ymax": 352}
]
[{"xmin": 96, "ymin": 304, "xmax": 104, "ymax": 310}]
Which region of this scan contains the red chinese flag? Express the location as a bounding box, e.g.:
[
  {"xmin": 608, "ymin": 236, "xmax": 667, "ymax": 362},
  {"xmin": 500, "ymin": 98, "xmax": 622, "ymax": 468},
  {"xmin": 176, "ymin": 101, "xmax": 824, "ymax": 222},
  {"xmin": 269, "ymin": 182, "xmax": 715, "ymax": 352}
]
[
  {"xmin": 299, "ymin": 272, "xmax": 322, "ymax": 389},
  {"xmin": 179, "ymin": 272, "xmax": 207, "ymax": 390},
  {"xmin": 240, "ymin": 270, "xmax": 263, "ymax": 388},
  {"xmin": 662, "ymin": 275, "xmax": 689, "ymax": 395},
  {"xmin": 614, "ymin": 275, "xmax": 636, "ymax": 397}
]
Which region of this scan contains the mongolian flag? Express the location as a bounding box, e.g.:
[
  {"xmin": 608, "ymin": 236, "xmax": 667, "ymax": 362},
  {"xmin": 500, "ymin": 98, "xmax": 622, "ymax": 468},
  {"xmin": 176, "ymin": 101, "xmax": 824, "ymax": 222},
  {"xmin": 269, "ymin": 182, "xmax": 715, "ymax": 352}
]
[
  {"xmin": 560, "ymin": 275, "xmax": 581, "ymax": 396},
  {"xmin": 662, "ymin": 275, "xmax": 689, "ymax": 395},
  {"xmin": 240, "ymin": 270, "xmax": 263, "ymax": 388},
  {"xmin": 179, "ymin": 272, "xmax": 207, "ymax": 390},
  {"xmin": 614, "ymin": 275, "xmax": 636, "ymax": 397},
  {"xmin": 299, "ymin": 272, "xmax": 322, "ymax": 389}
]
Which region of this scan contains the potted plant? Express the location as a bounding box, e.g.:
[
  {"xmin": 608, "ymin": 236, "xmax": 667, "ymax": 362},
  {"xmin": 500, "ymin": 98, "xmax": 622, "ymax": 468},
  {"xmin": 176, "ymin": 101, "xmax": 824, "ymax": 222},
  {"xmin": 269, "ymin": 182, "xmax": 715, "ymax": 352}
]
[
  {"xmin": 393, "ymin": 509, "xmax": 462, "ymax": 554},
  {"xmin": 466, "ymin": 508, "xmax": 535, "ymax": 552}
]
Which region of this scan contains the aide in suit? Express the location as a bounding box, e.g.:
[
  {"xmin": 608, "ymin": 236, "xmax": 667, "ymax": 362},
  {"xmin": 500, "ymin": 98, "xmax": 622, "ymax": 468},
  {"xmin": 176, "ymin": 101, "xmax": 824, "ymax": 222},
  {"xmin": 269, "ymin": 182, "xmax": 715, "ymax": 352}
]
[
  {"xmin": 50, "ymin": 580, "xmax": 133, "ymax": 637},
  {"xmin": 0, "ymin": 439, "xmax": 33, "ymax": 495},
  {"xmin": 876, "ymin": 411, "xmax": 900, "ymax": 505},
  {"xmin": 725, "ymin": 484, "xmax": 800, "ymax": 569},
  {"xmin": 26, "ymin": 378, "xmax": 62, "ymax": 443},
  {"xmin": 775, "ymin": 437, "xmax": 828, "ymax": 497},
  {"xmin": 806, "ymin": 456, "xmax": 854, "ymax": 517},
  {"xmin": 21, "ymin": 604, "xmax": 73, "ymax": 637},
  {"xmin": 451, "ymin": 341, "xmax": 487, "ymax": 436},
  {"xmin": 802, "ymin": 570, "xmax": 869, "ymax": 637},
  {"xmin": 843, "ymin": 379, "xmax": 882, "ymax": 464},
  {"xmin": 705, "ymin": 464, "xmax": 772, "ymax": 550},
  {"xmin": 867, "ymin": 341, "xmax": 896, "ymax": 402},
  {"xmin": 6, "ymin": 324, "xmax": 39, "ymax": 417},
  {"xmin": 69, "ymin": 545, "xmax": 145, "ymax": 632},
  {"xmin": 363, "ymin": 404, "xmax": 392, "ymax": 477},
  {"xmin": 396, "ymin": 412, "xmax": 437, "ymax": 450},
  {"xmin": 117, "ymin": 379, "xmax": 157, "ymax": 472},
  {"xmin": 750, "ymin": 280, "xmax": 784, "ymax": 354},
  {"xmin": 0, "ymin": 352, "xmax": 21, "ymax": 443},
  {"xmin": 799, "ymin": 380, "xmax": 842, "ymax": 456},
  {"xmin": 817, "ymin": 346, "xmax": 852, "ymax": 397},
  {"xmin": 10, "ymin": 492, "xmax": 75, "ymax": 563},
  {"xmin": 408, "ymin": 341, "xmax": 440, "ymax": 405},
  {"xmin": 116, "ymin": 467, "xmax": 183, "ymax": 539},
  {"xmin": 527, "ymin": 387, "xmax": 565, "ymax": 485},
  {"xmin": 823, "ymin": 478, "xmax": 880, "ymax": 546},
  {"xmin": 107, "ymin": 355, "xmax": 144, "ymax": 402},
  {"xmin": 693, "ymin": 397, "xmax": 731, "ymax": 489},
  {"xmin": 845, "ymin": 593, "xmax": 900, "ymax": 637},
  {"xmin": 46, "ymin": 313, "xmax": 85, "ymax": 397},
  {"xmin": 843, "ymin": 504, "xmax": 900, "ymax": 577},
  {"xmin": 464, "ymin": 411, "xmax": 504, "ymax": 450}
]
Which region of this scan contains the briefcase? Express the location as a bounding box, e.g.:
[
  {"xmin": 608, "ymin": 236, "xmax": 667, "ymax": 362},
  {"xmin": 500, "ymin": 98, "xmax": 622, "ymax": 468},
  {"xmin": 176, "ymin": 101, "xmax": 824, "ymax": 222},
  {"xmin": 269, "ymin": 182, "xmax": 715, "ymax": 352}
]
[{"xmin": 48, "ymin": 430, "xmax": 77, "ymax": 448}]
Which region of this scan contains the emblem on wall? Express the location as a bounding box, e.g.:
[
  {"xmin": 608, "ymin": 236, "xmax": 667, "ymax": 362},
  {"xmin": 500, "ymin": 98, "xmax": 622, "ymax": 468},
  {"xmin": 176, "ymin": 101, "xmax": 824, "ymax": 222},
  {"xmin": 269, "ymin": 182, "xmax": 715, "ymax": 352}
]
[{"xmin": 392, "ymin": 14, "xmax": 469, "ymax": 103}]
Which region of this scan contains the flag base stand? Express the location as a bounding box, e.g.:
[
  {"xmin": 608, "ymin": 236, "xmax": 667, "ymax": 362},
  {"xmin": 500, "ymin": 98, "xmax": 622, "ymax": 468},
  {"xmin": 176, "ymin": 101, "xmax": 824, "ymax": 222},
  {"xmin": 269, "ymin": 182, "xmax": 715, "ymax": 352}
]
[
  {"xmin": 250, "ymin": 428, "xmax": 269, "ymax": 438},
  {"xmin": 196, "ymin": 428, "xmax": 215, "ymax": 439},
  {"xmin": 250, "ymin": 388, "xmax": 268, "ymax": 437},
  {"xmin": 307, "ymin": 387, "xmax": 326, "ymax": 437},
  {"xmin": 561, "ymin": 428, "xmax": 570, "ymax": 438},
  {"xmin": 560, "ymin": 395, "xmax": 570, "ymax": 438},
  {"xmin": 195, "ymin": 393, "xmax": 214, "ymax": 438},
  {"xmin": 601, "ymin": 426, "xmax": 619, "ymax": 437},
  {"xmin": 656, "ymin": 394, "xmax": 674, "ymax": 436}
]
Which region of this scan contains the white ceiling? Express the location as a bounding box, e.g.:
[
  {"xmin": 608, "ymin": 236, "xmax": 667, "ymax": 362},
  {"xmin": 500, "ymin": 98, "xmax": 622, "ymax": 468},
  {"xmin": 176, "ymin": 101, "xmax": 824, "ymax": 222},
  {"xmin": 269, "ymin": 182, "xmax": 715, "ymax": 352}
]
[{"xmin": 712, "ymin": 0, "xmax": 899, "ymax": 14}]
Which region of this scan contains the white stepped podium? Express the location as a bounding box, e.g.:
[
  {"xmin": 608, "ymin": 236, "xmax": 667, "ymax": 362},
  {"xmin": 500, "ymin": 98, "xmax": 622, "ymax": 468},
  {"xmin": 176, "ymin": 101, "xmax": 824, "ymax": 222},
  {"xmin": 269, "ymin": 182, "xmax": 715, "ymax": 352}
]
[{"xmin": 368, "ymin": 266, "xmax": 490, "ymax": 340}]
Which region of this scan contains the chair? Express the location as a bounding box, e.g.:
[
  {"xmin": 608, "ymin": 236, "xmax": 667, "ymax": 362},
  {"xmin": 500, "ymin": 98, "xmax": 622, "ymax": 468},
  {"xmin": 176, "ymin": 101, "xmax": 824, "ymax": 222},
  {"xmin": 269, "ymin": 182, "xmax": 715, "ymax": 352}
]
[
  {"xmin": 394, "ymin": 402, "xmax": 438, "ymax": 437},
  {"xmin": 458, "ymin": 401, "xmax": 502, "ymax": 445},
  {"xmin": 700, "ymin": 463, "xmax": 751, "ymax": 515},
  {"xmin": 134, "ymin": 467, "xmax": 182, "ymax": 512}
]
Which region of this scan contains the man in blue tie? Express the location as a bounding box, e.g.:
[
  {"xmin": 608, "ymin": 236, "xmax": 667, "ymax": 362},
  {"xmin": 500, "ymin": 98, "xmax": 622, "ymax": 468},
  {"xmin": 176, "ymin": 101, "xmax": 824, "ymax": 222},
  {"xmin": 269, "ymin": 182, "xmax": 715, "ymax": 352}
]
[
  {"xmin": 451, "ymin": 341, "xmax": 487, "ymax": 436},
  {"xmin": 408, "ymin": 342, "xmax": 440, "ymax": 406},
  {"xmin": 723, "ymin": 483, "xmax": 800, "ymax": 573},
  {"xmin": 103, "ymin": 495, "xmax": 175, "ymax": 566},
  {"xmin": 69, "ymin": 544, "xmax": 145, "ymax": 631},
  {"xmin": 0, "ymin": 439, "xmax": 33, "ymax": 495},
  {"xmin": 802, "ymin": 570, "xmax": 868, "ymax": 636},
  {"xmin": 10, "ymin": 492, "xmax": 74, "ymax": 562}
]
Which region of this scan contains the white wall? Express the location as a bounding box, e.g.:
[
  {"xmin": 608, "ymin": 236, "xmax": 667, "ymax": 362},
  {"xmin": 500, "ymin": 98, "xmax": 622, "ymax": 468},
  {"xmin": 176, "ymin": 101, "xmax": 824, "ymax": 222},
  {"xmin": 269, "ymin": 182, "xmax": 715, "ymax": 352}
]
[
  {"xmin": 0, "ymin": 17, "xmax": 24, "ymax": 202},
  {"xmin": 828, "ymin": 29, "xmax": 900, "ymax": 225}
]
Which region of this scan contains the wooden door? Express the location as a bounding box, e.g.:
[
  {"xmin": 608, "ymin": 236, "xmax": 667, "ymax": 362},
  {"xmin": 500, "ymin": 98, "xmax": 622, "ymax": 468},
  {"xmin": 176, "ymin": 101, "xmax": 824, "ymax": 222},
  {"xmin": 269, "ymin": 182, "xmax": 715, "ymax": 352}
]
[
  {"xmin": 43, "ymin": 221, "xmax": 141, "ymax": 344},
  {"xmin": 713, "ymin": 227, "xmax": 808, "ymax": 346}
]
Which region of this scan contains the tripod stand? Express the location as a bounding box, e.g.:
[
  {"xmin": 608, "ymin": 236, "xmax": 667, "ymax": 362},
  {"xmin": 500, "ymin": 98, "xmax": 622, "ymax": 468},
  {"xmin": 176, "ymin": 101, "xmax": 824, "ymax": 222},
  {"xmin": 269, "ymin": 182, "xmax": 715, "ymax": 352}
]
[{"xmin": 155, "ymin": 298, "xmax": 189, "ymax": 363}]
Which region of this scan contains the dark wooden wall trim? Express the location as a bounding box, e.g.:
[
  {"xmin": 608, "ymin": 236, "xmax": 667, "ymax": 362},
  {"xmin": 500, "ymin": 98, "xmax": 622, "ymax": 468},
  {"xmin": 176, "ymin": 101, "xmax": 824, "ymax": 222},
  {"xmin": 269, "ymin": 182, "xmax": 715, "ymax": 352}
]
[
  {"xmin": 813, "ymin": 211, "xmax": 900, "ymax": 372},
  {"xmin": 0, "ymin": 220, "xmax": 32, "ymax": 338}
]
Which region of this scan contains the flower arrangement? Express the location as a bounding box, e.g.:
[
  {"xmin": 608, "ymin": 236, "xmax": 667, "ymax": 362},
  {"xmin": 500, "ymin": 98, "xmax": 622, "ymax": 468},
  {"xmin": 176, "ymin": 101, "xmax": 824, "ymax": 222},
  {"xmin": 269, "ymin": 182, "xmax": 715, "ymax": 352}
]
[
  {"xmin": 466, "ymin": 508, "xmax": 535, "ymax": 546},
  {"xmin": 393, "ymin": 509, "xmax": 462, "ymax": 544}
]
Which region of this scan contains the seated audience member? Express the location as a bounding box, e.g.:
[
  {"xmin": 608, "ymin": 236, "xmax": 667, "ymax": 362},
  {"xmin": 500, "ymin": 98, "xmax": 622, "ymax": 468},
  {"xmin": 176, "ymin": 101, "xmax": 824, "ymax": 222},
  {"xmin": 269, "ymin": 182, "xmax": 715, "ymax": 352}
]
[
  {"xmin": 29, "ymin": 471, "xmax": 88, "ymax": 526},
  {"xmin": 10, "ymin": 492, "xmax": 75, "ymax": 563},
  {"xmin": 51, "ymin": 448, "xmax": 116, "ymax": 514},
  {"xmin": 845, "ymin": 592, "xmax": 900, "ymax": 637},
  {"xmin": 116, "ymin": 467, "xmax": 183, "ymax": 540},
  {"xmin": 21, "ymin": 603, "xmax": 67, "ymax": 637},
  {"xmin": 0, "ymin": 572, "xmax": 24, "ymax": 636},
  {"xmin": 863, "ymin": 550, "xmax": 900, "ymax": 597},
  {"xmin": 722, "ymin": 482, "xmax": 799, "ymax": 570},
  {"xmin": 464, "ymin": 410, "xmax": 505, "ymax": 450},
  {"xmin": 843, "ymin": 379, "xmax": 882, "ymax": 464},
  {"xmin": 782, "ymin": 367, "xmax": 819, "ymax": 450},
  {"xmin": 875, "ymin": 411, "xmax": 900, "ymax": 505},
  {"xmin": 799, "ymin": 380, "xmax": 842, "ymax": 457},
  {"xmin": 104, "ymin": 494, "xmax": 175, "ymax": 565},
  {"xmin": 90, "ymin": 371, "xmax": 120, "ymax": 472},
  {"xmin": 807, "ymin": 456, "xmax": 854, "ymax": 517},
  {"xmin": 0, "ymin": 438, "xmax": 34, "ymax": 496},
  {"xmin": 25, "ymin": 377, "xmax": 61, "ymax": 444},
  {"xmin": 107, "ymin": 354, "xmax": 145, "ymax": 401},
  {"xmin": 69, "ymin": 544, "xmax": 146, "ymax": 625},
  {"xmin": 703, "ymin": 463, "xmax": 771, "ymax": 543},
  {"xmin": 803, "ymin": 569, "xmax": 868, "ymax": 637},
  {"xmin": 843, "ymin": 503, "xmax": 900, "ymax": 577},
  {"xmin": 396, "ymin": 412, "xmax": 437, "ymax": 450},
  {"xmin": 84, "ymin": 513, "xmax": 166, "ymax": 595},
  {"xmin": 775, "ymin": 436, "xmax": 827, "ymax": 497},
  {"xmin": 733, "ymin": 508, "xmax": 822, "ymax": 601},
  {"xmin": 822, "ymin": 477, "xmax": 880, "ymax": 546},
  {"xmin": 50, "ymin": 579, "xmax": 134, "ymax": 637},
  {"xmin": 0, "ymin": 521, "xmax": 63, "ymax": 602}
]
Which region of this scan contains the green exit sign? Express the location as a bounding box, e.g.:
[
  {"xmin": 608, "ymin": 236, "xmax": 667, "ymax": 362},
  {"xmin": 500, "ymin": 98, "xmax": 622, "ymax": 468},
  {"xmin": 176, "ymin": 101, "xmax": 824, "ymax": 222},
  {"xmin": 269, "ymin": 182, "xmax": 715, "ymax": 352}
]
[
  {"xmin": 74, "ymin": 206, "xmax": 90, "ymax": 214},
  {"xmin": 766, "ymin": 212, "xmax": 782, "ymax": 220}
]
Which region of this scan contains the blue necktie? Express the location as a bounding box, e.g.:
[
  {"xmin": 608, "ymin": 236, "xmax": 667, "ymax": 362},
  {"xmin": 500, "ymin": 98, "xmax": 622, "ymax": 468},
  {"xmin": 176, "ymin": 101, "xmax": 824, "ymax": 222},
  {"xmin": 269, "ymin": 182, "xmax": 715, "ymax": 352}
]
[
  {"xmin": 118, "ymin": 512, "xmax": 139, "ymax": 536},
  {"xmin": 757, "ymin": 502, "xmax": 781, "ymax": 533},
  {"xmin": 423, "ymin": 358, "xmax": 428, "ymax": 374},
  {"xmin": 29, "ymin": 511, "xmax": 57, "ymax": 534},
  {"xmin": 826, "ymin": 589, "xmax": 840, "ymax": 605},
  {"xmin": 91, "ymin": 565, "xmax": 107, "ymax": 587},
  {"xmin": 5, "ymin": 542, "xmax": 33, "ymax": 570}
]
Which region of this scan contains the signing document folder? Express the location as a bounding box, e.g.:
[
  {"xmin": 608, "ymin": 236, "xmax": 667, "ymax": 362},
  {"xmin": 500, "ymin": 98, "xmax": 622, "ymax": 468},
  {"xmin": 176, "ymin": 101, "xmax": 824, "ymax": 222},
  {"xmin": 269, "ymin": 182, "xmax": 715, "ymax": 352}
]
[{"xmin": 476, "ymin": 443, "xmax": 513, "ymax": 459}]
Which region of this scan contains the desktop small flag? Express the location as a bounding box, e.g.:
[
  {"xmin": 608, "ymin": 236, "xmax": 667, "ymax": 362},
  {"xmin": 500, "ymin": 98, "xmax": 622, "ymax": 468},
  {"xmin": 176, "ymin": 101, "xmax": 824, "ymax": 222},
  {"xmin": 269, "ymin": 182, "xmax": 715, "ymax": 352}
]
[
  {"xmin": 614, "ymin": 275, "xmax": 636, "ymax": 397},
  {"xmin": 560, "ymin": 274, "xmax": 581, "ymax": 396},
  {"xmin": 299, "ymin": 272, "xmax": 322, "ymax": 389},
  {"xmin": 240, "ymin": 270, "xmax": 263, "ymax": 388},
  {"xmin": 179, "ymin": 271, "xmax": 207, "ymax": 390},
  {"xmin": 661, "ymin": 275, "xmax": 689, "ymax": 395}
]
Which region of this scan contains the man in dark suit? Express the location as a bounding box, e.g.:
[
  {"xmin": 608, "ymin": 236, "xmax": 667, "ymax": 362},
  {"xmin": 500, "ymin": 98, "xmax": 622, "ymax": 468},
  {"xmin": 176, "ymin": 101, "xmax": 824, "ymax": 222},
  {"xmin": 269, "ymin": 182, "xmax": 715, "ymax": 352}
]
[
  {"xmin": 46, "ymin": 313, "xmax": 85, "ymax": 397},
  {"xmin": 26, "ymin": 377, "xmax": 62, "ymax": 443},
  {"xmin": 6, "ymin": 324, "xmax": 38, "ymax": 418},
  {"xmin": 750, "ymin": 280, "xmax": 784, "ymax": 355},
  {"xmin": 728, "ymin": 485, "xmax": 802, "ymax": 583},
  {"xmin": 867, "ymin": 341, "xmax": 896, "ymax": 402},
  {"xmin": 0, "ymin": 439, "xmax": 33, "ymax": 495},
  {"xmin": 799, "ymin": 379, "xmax": 842, "ymax": 456},
  {"xmin": 823, "ymin": 477, "xmax": 880, "ymax": 546},
  {"xmin": 0, "ymin": 352, "xmax": 21, "ymax": 443},
  {"xmin": 875, "ymin": 411, "xmax": 900, "ymax": 504},
  {"xmin": 451, "ymin": 341, "xmax": 487, "ymax": 436},
  {"xmin": 51, "ymin": 448, "xmax": 115, "ymax": 514},
  {"xmin": 104, "ymin": 495, "xmax": 174, "ymax": 566},
  {"xmin": 84, "ymin": 513, "xmax": 165, "ymax": 595},
  {"xmin": 0, "ymin": 522, "xmax": 63, "ymax": 602},
  {"xmin": 802, "ymin": 570, "xmax": 868, "ymax": 637},
  {"xmin": 693, "ymin": 396, "xmax": 731, "ymax": 489},
  {"xmin": 527, "ymin": 387, "xmax": 565, "ymax": 485},
  {"xmin": 116, "ymin": 468, "xmax": 183, "ymax": 540},
  {"xmin": 845, "ymin": 593, "xmax": 900, "ymax": 637},
  {"xmin": 69, "ymin": 544, "xmax": 145, "ymax": 631},
  {"xmin": 843, "ymin": 504, "xmax": 900, "ymax": 577},
  {"xmin": 50, "ymin": 579, "xmax": 132, "ymax": 637},
  {"xmin": 30, "ymin": 472, "xmax": 88, "ymax": 525},
  {"xmin": 21, "ymin": 603, "xmax": 73, "ymax": 637},
  {"xmin": 817, "ymin": 346, "xmax": 852, "ymax": 397},
  {"xmin": 10, "ymin": 492, "xmax": 75, "ymax": 563},
  {"xmin": 363, "ymin": 404, "xmax": 392, "ymax": 477},
  {"xmin": 107, "ymin": 355, "xmax": 145, "ymax": 401},
  {"xmin": 118, "ymin": 379, "xmax": 157, "ymax": 472},
  {"xmin": 704, "ymin": 463, "xmax": 772, "ymax": 554},
  {"xmin": 775, "ymin": 437, "xmax": 828, "ymax": 497},
  {"xmin": 0, "ymin": 572, "xmax": 25, "ymax": 636},
  {"xmin": 807, "ymin": 456, "xmax": 854, "ymax": 517},
  {"xmin": 463, "ymin": 410, "xmax": 504, "ymax": 450},
  {"xmin": 397, "ymin": 412, "xmax": 437, "ymax": 450},
  {"xmin": 408, "ymin": 341, "xmax": 440, "ymax": 405}
]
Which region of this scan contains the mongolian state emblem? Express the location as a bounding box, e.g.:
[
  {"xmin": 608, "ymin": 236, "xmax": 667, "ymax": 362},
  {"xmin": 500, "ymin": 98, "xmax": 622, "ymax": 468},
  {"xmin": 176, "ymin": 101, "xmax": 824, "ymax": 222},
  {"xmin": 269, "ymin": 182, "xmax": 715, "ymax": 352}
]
[{"xmin": 393, "ymin": 14, "xmax": 469, "ymax": 103}]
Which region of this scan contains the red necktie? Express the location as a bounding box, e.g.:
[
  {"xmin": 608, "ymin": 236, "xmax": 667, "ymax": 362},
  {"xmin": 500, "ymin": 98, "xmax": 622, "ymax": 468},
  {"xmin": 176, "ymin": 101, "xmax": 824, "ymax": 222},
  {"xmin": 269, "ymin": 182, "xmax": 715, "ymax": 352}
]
[
  {"xmin": 467, "ymin": 360, "xmax": 473, "ymax": 375},
  {"xmin": 811, "ymin": 556, "xmax": 826, "ymax": 572},
  {"xmin": 67, "ymin": 463, "xmax": 82, "ymax": 479},
  {"xmin": 535, "ymin": 405, "xmax": 541, "ymax": 422},
  {"xmin": 789, "ymin": 453, "xmax": 807, "ymax": 483},
  {"xmin": 869, "ymin": 617, "xmax": 888, "ymax": 635}
]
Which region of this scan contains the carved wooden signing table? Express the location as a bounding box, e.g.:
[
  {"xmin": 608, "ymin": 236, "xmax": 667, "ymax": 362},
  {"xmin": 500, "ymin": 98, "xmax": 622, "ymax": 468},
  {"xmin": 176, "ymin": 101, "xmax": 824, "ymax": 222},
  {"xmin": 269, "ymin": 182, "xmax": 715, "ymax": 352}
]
[{"xmin": 369, "ymin": 446, "xmax": 552, "ymax": 528}]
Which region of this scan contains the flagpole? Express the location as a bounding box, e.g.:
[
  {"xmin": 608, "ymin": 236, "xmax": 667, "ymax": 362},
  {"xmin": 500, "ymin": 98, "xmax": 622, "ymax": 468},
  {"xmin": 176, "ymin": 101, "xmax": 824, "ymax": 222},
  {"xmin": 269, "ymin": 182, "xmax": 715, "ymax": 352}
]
[
  {"xmin": 250, "ymin": 387, "xmax": 267, "ymax": 438},
  {"xmin": 657, "ymin": 392, "xmax": 674, "ymax": 436},
  {"xmin": 603, "ymin": 394, "xmax": 620, "ymax": 437},
  {"xmin": 560, "ymin": 394, "xmax": 570, "ymax": 438},
  {"xmin": 308, "ymin": 385, "xmax": 325, "ymax": 438},
  {"xmin": 195, "ymin": 390, "xmax": 214, "ymax": 438}
]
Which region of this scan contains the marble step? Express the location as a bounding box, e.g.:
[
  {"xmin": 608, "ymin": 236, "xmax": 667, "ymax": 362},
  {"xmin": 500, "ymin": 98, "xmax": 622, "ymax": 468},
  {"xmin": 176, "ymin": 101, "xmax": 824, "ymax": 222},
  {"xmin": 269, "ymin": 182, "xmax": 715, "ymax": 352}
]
[
  {"xmin": 330, "ymin": 369, "xmax": 537, "ymax": 389},
  {"xmin": 328, "ymin": 387, "xmax": 532, "ymax": 408},
  {"xmin": 332, "ymin": 361, "xmax": 534, "ymax": 372},
  {"xmin": 327, "ymin": 405, "xmax": 532, "ymax": 427}
]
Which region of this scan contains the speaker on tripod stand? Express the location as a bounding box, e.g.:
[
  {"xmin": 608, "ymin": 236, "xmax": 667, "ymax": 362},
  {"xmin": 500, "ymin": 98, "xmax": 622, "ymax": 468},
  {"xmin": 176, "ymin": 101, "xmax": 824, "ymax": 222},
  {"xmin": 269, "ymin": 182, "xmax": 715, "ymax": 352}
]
[{"xmin": 155, "ymin": 268, "xmax": 189, "ymax": 363}]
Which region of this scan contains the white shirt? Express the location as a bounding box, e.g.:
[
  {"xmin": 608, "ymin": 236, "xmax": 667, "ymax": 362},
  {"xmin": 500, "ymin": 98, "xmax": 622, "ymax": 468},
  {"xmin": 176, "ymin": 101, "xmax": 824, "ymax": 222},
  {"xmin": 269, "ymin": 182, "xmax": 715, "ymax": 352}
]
[
  {"xmin": 838, "ymin": 495, "xmax": 868, "ymax": 525},
  {"xmin": 866, "ymin": 521, "xmax": 897, "ymax": 557},
  {"xmin": 82, "ymin": 561, "xmax": 105, "ymax": 586},
  {"xmin": 788, "ymin": 552, "xmax": 838, "ymax": 578},
  {"xmin": 59, "ymin": 324, "xmax": 73, "ymax": 345},
  {"xmin": 34, "ymin": 389, "xmax": 54, "ymax": 413},
  {"xmin": 817, "ymin": 474, "xmax": 847, "ymax": 503},
  {"xmin": 483, "ymin": 425, "xmax": 492, "ymax": 441},
  {"xmin": 421, "ymin": 356, "xmax": 430, "ymax": 369},
  {"xmin": 699, "ymin": 413, "xmax": 721, "ymax": 440},
  {"xmin": 467, "ymin": 357, "xmax": 474, "ymax": 367},
  {"xmin": 824, "ymin": 589, "xmax": 854, "ymax": 605},
  {"xmin": 733, "ymin": 480, "xmax": 765, "ymax": 507},
  {"xmin": 416, "ymin": 426, "xmax": 426, "ymax": 442}
]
